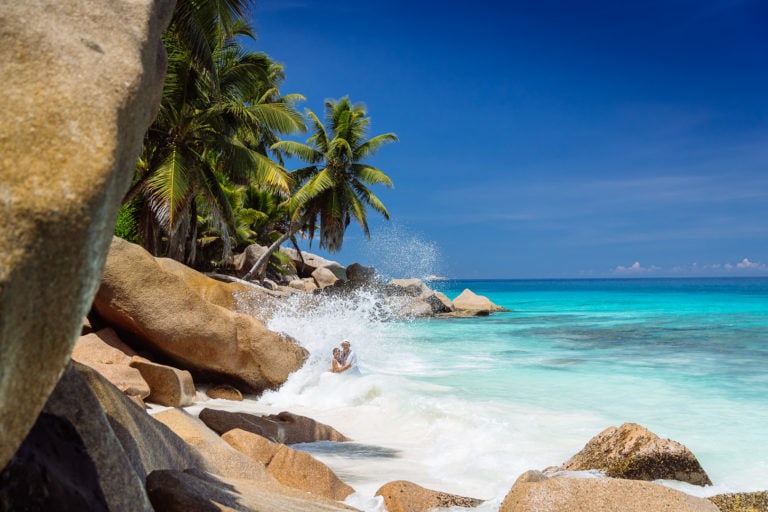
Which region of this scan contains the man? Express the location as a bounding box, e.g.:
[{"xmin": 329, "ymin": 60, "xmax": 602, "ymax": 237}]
[{"xmin": 338, "ymin": 339, "xmax": 359, "ymax": 374}]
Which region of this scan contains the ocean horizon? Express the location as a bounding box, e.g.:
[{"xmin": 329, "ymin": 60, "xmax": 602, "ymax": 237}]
[{"xmin": 202, "ymin": 275, "xmax": 768, "ymax": 511}]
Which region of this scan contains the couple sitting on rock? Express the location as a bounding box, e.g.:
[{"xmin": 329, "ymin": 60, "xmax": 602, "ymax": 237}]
[{"xmin": 330, "ymin": 340, "xmax": 359, "ymax": 375}]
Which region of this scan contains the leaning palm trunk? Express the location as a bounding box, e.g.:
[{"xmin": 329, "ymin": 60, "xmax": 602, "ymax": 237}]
[{"xmin": 242, "ymin": 220, "xmax": 302, "ymax": 281}]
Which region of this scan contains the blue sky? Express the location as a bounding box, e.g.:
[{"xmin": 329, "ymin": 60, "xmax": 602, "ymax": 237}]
[{"xmin": 249, "ymin": 1, "xmax": 768, "ymax": 279}]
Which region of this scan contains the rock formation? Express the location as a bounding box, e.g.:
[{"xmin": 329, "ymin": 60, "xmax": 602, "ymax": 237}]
[
  {"xmin": 129, "ymin": 357, "xmax": 197, "ymax": 407},
  {"xmin": 198, "ymin": 408, "xmax": 351, "ymax": 444},
  {"xmin": 499, "ymin": 470, "xmax": 718, "ymax": 512},
  {"xmin": 375, "ymin": 480, "xmax": 483, "ymax": 512},
  {"xmin": 72, "ymin": 328, "xmax": 150, "ymax": 399},
  {"xmin": 451, "ymin": 288, "xmax": 510, "ymax": 316},
  {"xmin": 708, "ymin": 491, "xmax": 768, "ymax": 512},
  {"xmin": 0, "ymin": 0, "xmax": 173, "ymax": 469},
  {"xmin": 561, "ymin": 422, "xmax": 712, "ymax": 486},
  {"xmin": 145, "ymin": 468, "xmax": 358, "ymax": 512},
  {"xmin": 92, "ymin": 237, "xmax": 308, "ymax": 394},
  {"xmin": 223, "ymin": 428, "xmax": 355, "ymax": 501}
]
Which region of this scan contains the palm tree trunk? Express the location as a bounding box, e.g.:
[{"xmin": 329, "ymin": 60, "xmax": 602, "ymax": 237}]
[{"xmin": 242, "ymin": 220, "xmax": 302, "ymax": 281}]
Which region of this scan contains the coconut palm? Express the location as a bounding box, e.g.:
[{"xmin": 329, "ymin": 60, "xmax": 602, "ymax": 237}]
[
  {"xmin": 243, "ymin": 97, "xmax": 397, "ymax": 281},
  {"xmin": 125, "ymin": 5, "xmax": 305, "ymax": 265}
]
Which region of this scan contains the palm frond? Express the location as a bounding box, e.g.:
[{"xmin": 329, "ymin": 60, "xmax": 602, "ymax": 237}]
[{"xmin": 350, "ymin": 164, "xmax": 395, "ymax": 187}]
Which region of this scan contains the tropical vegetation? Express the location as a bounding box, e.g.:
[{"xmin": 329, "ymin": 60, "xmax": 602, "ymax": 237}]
[{"xmin": 120, "ymin": 0, "xmax": 396, "ymax": 282}]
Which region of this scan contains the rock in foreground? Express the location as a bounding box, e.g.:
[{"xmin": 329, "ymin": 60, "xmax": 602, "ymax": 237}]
[
  {"xmin": 199, "ymin": 408, "xmax": 351, "ymax": 444},
  {"xmin": 146, "ymin": 468, "xmax": 358, "ymax": 512},
  {"xmin": 708, "ymin": 491, "xmax": 768, "ymax": 512},
  {"xmin": 223, "ymin": 428, "xmax": 355, "ymax": 501},
  {"xmin": 562, "ymin": 422, "xmax": 712, "ymax": 486},
  {"xmin": 0, "ymin": 0, "xmax": 172, "ymax": 469},
  {"xmin": 500, "ymin": 470, "xmax": 718, "ymax": 512},
  {"xmin": 375, "ymin": 480, "xmax": 483, "ymax": 512}
]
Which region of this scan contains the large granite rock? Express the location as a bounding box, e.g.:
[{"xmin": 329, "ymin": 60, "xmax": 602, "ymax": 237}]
[
  {"xmin": 156, "ymin": 257, "xmax": 255, "ymax": 311},
  {"xmin": 11, "ymin": 362, "xmax": 210, "ymax": 512},
  {"xmin": 0, "ymin": 413, "xmax": 110, "ymax": 512},
  {"xmin": 562, "ymin": 423, "xmax": 712, "ymax": 486},
  {"xmin": 198, "ymin": 408, "xmax": 351, "ymax": 444},
  {"xmin": 375, "ymin": 480, "xmax": 483, "ymax": 512},
  {"xmin": 223, "ymin": 428, "xmax": 355, "ymax": 501},
  {"xmin": 93, "ymin": 237, "xmax": 308, "ymax": 394},
  {"xmin": 0, "ymin": 0, "xmax": 173, "ymax": 470},
  {"xmin": 146, "ymin": 468, "xmax": 359, "ymax": 512},
  {"xmin": 499, "ymin": 470, "xmax": 719, "ymax": 512},
  {"xmin": 152, "ymin": 408, "xmax": 275, "ymax": 482}
]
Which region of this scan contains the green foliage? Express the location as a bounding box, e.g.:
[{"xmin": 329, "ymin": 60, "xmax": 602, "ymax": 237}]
[
  {"xmin": 127, "ymin": 0, "xmax": 305, "ymax": 267},
  {"xmin": 114, "ymin": 204, "xmax": 141, "ymax": 244},
  {"xmin": 275, "ymin": 96, "xmax": 397, "ymax": 252}
]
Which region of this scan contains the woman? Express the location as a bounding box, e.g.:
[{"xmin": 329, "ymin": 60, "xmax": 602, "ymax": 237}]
[{"xmin": 330, "ymin": 347, "xmax": 343, "ymax": 373}]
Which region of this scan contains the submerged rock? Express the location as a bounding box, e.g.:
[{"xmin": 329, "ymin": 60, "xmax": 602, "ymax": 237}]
[
  {"xmin": 562, "ymin": 422, "xmax": 712, "ymax": 486},
  {"xmin": 0, "ymin": 0, "xmax": 173, "ymax": 469}
]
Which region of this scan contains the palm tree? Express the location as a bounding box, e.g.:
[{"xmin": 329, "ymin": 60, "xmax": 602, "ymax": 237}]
[
  {"xmin": 243, "ymin": 97, "xmax": 397, "ymax": 281},
  {"xmin": 124, "ymin": 5, "xmax": 305, "ymax": 265}
]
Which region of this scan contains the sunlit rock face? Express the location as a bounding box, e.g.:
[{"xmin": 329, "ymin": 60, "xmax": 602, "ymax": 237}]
[
  {"xmin": 93, "ymin": 237, "xmax": 308, "ymax": 394},
  {"xmin": 0, "ymin": 0, "xmax": 173, "ymax": 470}
]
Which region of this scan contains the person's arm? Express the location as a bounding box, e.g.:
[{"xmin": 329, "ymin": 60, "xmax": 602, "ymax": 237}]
[
  {"xmin": 338, "ymin": 352, "xmax": 356, "ymax": 373},
  {"xmin": 331, "ymin": 358, "xmax": 341, "ymax": 372}
]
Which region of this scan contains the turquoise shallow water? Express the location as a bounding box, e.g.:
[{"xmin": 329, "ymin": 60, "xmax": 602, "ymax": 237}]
[{"xmin": 249, "ymin": 277, "xmax": 768, "ymax": 509}]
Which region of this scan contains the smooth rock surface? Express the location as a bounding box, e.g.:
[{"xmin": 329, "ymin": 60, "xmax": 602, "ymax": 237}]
[
  {"xmin": 452, "ymin": 288, "xmax": 508, "ymax": 315},
  {"xmin": 499, "ymin": 471, "xmax": 719, "ymax": 512},
  {"xmin": 152, "ymin": 408, "xmax": 274, "ymax": 482},
  {"xmin": 0, "ymin": 0, "xmax": 173, "ymax": 469},
  {"xmin": 72, "ymin": 328, "xmax": 150, "ymax": 398},
  {"xmin": 93, "ymin": 237, "xmax": 308, "ymax": 394},
  {"xmin": 199, "ymin": 408, "xmax": 351, "ymax": 444},
  {"xmin": 146, "ymin": 468, "xmax": 359, "ymax": 512},
  {"xmin": 223, "ymin": 428, "xmax": 355, "ymax": 501},
  {"xmin": 375, "ymin": 480, "xmax": 483, "ymax": 512}
]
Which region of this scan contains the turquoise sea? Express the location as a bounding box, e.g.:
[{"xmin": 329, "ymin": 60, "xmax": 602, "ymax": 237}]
[{"xmin": 225, "ymin": 277, "xmax": 768, "ymax": 511}]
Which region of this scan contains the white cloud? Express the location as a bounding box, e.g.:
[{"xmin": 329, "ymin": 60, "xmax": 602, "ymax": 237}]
[
  {"xmin": 613, "ymin": 261, "xmax": 660, "ymax": 274},
  {"xmin": 736, "ymin": 258, "xmax": 768, "ymax": 271}
]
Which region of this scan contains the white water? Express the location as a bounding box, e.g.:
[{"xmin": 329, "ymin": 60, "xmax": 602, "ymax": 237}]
[{"xmin": 200, "ymin": 284, "xmax": 760, "ymax": 512}]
